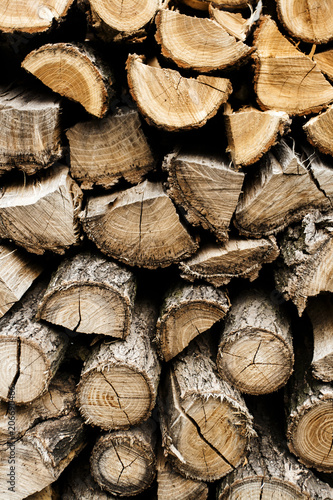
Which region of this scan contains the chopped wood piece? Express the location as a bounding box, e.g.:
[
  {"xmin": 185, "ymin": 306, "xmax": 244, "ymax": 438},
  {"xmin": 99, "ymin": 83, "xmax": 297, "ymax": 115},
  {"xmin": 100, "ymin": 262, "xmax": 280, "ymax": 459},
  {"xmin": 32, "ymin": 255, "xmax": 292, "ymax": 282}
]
[
  {"xmin": 62, "ymin": 458, "xmax": 116, "ymax": 499},
  {"xmin": 307, "ymin": 296, "xmax": 333, "ymax": 382},
  {"xmin": 81, "ymin": 180, "xmax": 199, "ymax": 269},
  {"xmin": 22, "ymin": 43, "xmax": 115, "ymax": 118},
  {"xmin": 217, "ymin": 289, "xmax": 293, "ymax": 395},
  {"xmin": 77, "ymin": 300, "xmax": 161, "ymax": 430},
  {"xmin": 37, "ymin": 252, "xmax": 136, "ymax": 337},
  {"xmin": 276, "ymin": 0, "xmax": 333, "ymax": 44},
  {"xmin": 163, "ymin": 150, "xmax": 244, "ymax": 242},
  {"xmin": 224, "ymin": 107, "xmax": 290, "ymax": 166},
  {"xmin": 314, "ymin": 49, "xmax": 333, "ymax": 81},
  {"xmin": 179, "ymin": 237, "xmax": 279, "ymax": 287},
  {"xmin": 0, "ymin": 86, "xmax": 61, "ymax": 175},
  {"xmin": 66, "ymin": 107, "xmax": 155, "ymax": 190},
  {"xmin": 156, "ymin": 283, "xmax": 230, "ymax": 362},
  {"xmin": 159, "ymin": 336, "xmax": 254, "ymax": 482},
  {"xmin": 0, "ymin": 165, "xmax": 82, "ymax": 255},
  {"xmin": 253, "ymin": 16, "xmax": 333, "ymax": 115},
  {"xmin": 303, "ymin": 104, "xmax": 333, "ymax": 157},
  {"xmin": 126, "ymin": 54, "xmax": 232, "ymax": 131},
  {"xmin": 0, "ymin": 282, "xmax": 68, "ymax": 404},
  {"xmin": 180, "ymin": 0, "xmax": 255, "ymax": 10},
  {"xmin": 0, "ymin": 0, "xmax": 73, "ymax": 33},
  {"xmin": 155, "ymin": 9, "xmax": 252, "ymax": 73},
  {"xmin": 209, "ymin": 4, "xmax": 260, "ymax": 41},
  {"xmin": 91, "ymin": 421, "xmax": 156, "ymax": 496}
]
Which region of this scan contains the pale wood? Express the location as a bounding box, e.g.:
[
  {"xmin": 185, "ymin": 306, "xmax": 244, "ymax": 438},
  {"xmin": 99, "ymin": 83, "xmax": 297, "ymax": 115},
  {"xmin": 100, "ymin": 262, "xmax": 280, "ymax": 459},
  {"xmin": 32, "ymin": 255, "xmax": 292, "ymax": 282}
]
[
  {"xmin": 66, "ymin": 107, "xmax": 155, "ymax": 190},
  {"xmin": 0, "ymin": 165, "xmax": 82, "ymax": 255},
  {"xmin": 307, "ymin": 295, "xmax": 333, "ymax": 382},
  {"xmin": 314, "ymin": 49, "xmax": 333, "ymax": 81},
  {"xmin": 163, "ymin": 150, "xmax": 244, "ymax": 242},
  {"xmin": 156, "ymin": 283, "xmax": 230, "ymax": 361},
  {"xmin": 303, "ymin": 104, "xmax": 333, "ymax": 157},
  {"xmin": 180, "ymin": 0, "xmax": 254, "ymax": 10},
  {"xmin": 253, "ymin": 16, "xmax": 333, "ymax": 115},
  {"xmin": 81, "ymin": 180, "xmax": 198, "ymax": 269},
  {"xmin": 126, "ymin": 54, "xmax": 232, "ymax": 131},
  {"xmin": 155, "ymin": 9, "xmax": 252, "ymax": 73},
  {"xmin": 179, "ymin": 237, "xmax": 279, "ymax": 287},
  {"xmin": 0, "ymin": 281, "xmax": 68, "ymax": 404},
  {"xmin": 77, "ymin": 300, "xmax": 161, "ymax": 430},
  {"xmin": 209, "ymin": 5, "xmax": 260, "ymax": 42},
  {"xmin": 159, "ymin": 336, "xmax": 254, "ymax": 482},
  {"xmin": 22, "ymin": 43, "xmax": 115, "ymax": 118},
  {"xmin": 91, "ymin": 421, "xmax": 156, "ymax": 496},
  {"xmin": 225, "ymin": 106, "xmax": 290, "ymax": 166},
  {"xmin": 37, "ymin": 251, "xmax": 136, "ymax": 338},
  {"xmin": 0, "ymin": 85, "xmax": 61, "ymax": 175},
  {"xmin": 217, "ymin": 289, "xmax": 293, "ymax": 395}
]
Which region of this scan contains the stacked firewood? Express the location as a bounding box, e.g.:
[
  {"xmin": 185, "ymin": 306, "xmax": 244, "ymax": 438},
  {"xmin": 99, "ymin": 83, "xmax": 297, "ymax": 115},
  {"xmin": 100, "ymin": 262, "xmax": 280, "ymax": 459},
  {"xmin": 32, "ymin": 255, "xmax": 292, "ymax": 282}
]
[{"xmin": 0, "ymin": 0, "xmax": 333, "ymax": 498}]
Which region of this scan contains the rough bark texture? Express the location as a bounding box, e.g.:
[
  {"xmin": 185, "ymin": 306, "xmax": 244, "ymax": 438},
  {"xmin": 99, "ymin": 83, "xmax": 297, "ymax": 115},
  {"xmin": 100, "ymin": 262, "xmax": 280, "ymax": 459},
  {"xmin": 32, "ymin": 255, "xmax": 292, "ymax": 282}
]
[{"xmin": 62, "ymin": 458, "xmax": 118, "ymax": 499}]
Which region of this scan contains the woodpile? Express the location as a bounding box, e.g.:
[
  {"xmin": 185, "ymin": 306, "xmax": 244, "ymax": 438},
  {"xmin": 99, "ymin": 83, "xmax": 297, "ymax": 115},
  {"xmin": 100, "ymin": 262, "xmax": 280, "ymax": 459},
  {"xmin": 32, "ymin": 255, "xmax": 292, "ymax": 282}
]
[{"xmin": 1, "ymin": 0, "xmax": 333, "ymax": 498}]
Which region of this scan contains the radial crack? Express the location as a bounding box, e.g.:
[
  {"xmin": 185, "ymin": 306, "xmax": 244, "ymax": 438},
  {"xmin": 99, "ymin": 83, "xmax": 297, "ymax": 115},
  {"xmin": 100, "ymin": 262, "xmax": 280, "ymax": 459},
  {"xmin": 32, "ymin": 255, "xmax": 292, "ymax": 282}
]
[
  {"xmin": 7, "ymin": 337, "xmax": 21, "ymax": 400},
  {"xmin": 101, "ymin": 373, "xmax": 131, "ymax": 426}
]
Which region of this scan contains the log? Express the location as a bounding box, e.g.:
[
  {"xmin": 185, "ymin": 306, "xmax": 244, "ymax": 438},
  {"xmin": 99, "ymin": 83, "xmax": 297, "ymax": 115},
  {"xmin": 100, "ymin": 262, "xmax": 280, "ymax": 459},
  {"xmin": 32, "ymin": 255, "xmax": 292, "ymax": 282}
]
[
  {"xmin": 22, "ymin": 43, "xmax": 115, "ymax": 118},
  {"xmin": 156, "ymin": 283, "xmax": 230, "ymax": 362},
  {"xmin": 66, "ymin": 106, "xmax": 155, "ymax": 190},
  {"xmin": 81, "ymin": 180, "xmax": 199, "ymax": 269},
  {"xmin": 163, "ymin": 150, "xmax": 244, "ymax": 242},
  {"xmin": 209, "ymin": 3, "xmax": 261, "ymax": 42},
  {"xmin": 159, "ymin": 336, "xmax": 254, "ymax": 482},
  {"xmin": 217, "ymin": 288, "xmax": 294, "ymax": 395},
  {"xmin": 155, "ymin": 9, "xmax": 252, "ymax": 73},
  {"xmin": 179, "ymin": 237, "xmax": 279, "ymax": 287},
  {"xmin": 36, "ymin": 251, "xmax": 136, "ymax": 338},
  {"xmin": 0, "ymin": 85, "xmax": 62, "ymax": 175},
  {"xmin": 77, "ymin": 299, "xmax": 161, "ymax": 430},
  {"xmin": 0, "ymin": 281, "xmax": 68, "ymax": 405},
  {"xmin": 314, "ymin": 48, "xmax": 333, "ymax": 81},
  {"xmin": 303, "ymin": 104, "xmax": 333, "ymax": 157},
  {"xmin": 90, "ymin": 421, "xmax": 156, "ymax": 496},
  {"xmin": 126, "ymin": 54, "xmax": 232, "ymax": 131},
  {"xmin": 0, "ymin": 165, "xmax": 83, "ymax": 255},
  {"xmin": 253, "ymin": 16, "xmax": 333, "ymax": 115}
]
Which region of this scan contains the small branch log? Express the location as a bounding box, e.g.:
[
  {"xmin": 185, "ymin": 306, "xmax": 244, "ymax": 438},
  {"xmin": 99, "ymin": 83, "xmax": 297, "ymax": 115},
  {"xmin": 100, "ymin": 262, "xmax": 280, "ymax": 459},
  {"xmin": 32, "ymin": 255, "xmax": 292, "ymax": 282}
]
[
  {"xmin": 77, "ymin": 300, "xmax": 161, "ymax": 430},
  {"xmin": 303, "ymin": 104, "xmax": 333, "ymax": 157},
  {"xmin": 22, "ymin": 43, "xmax": 115, "ymax": 118},
  {"xmin": 81, "ymin": 180, "xmax": 199, "ymax": 269},
  {"xmin": 314, "ymin": 48, "xmax": 333, "ymax": 81},
  {"xmin": 179, "ymin": 237, "xmax": 279, "ymax": 287},
  {"xmin": 126, "ymin": 54, "xmax": 232, "ymax": 131},
  {"xmin": 0, "ymin": 165, "xmax": 83, "ymax": 255},
  {"xmin": 66, "ymin": 106, "xmax": 155, "ymax": 190},
  {"xmin": 307, "ymin": 295, "xmax": 333, "ymax": 382},
  {"xmin": 159, "ymin": 336, "xmax": 254, "ymax": 482},
  {"xmin": 163, "ymin": 150, "xmax": 244, "ymax": 242},
  {"xmin": 217, "ymin": 288, "xmax": 294, "ymax": 395},
  {"xmin": 90, "ymin": 421, "xmax": 156, "ymax": 496},
  {"xmin": 37, "ymin": 251, "xmax": 136, "ymax": 338}
]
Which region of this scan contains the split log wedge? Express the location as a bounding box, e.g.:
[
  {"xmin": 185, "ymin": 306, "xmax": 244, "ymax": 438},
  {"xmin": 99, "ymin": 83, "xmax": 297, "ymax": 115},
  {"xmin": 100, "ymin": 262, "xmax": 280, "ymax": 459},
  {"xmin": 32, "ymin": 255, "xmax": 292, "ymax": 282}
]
[
  {"xmin": 303, "ymin": 104, "xmax": 333, "ymax": 157},
  {"xmin": 155, "ymin": 9, "xmax": 252, "ymax": 73},
  {"xmin": 66, "ymin": 107, "xmax": 155, "ymax": 190},
  {"xmin": 126, "ymin": 54, "xmax": 232, "ymax": 131},
  {"xmin": 163, "ymin": 150, "xmax": 244, "ymax": 242},
  {"xmin": 179, "ymin": 237, "xmax": 279, "ymax": 287},
  {"xmin": 81, "ymin": 180, "xmax": 199, "ymax": 269},
  {"xmin": 159, "ymin": 336, "xmax": 254, "ymax": 482},
  {"xmin": 77, "ymin": 300, "xmax": 161, "ymax": 430},
  {"xmin": 307, "ymin": 295, "xmax": 333, "ymax": 383},
  {"xmin": 314, "ymin": 49, "xmax": 333, "ymax": 81},
  {"xmin": 180, "ymin": 0, "xmax": 255, "ymax": 10},
  {"xmin": 217, "ymin": 288, "xmax": 294, "ymax": 395},
  {"xmin": 0, "ymin": 165, "xmax": 83, "ymax": 255},
  {"xmin": 253, "ymin": 16, "xmax": 333, "ymax": 115},
  {"xmin": 22, "ymin": 43, "xmax": 115, "ymax": 118},
  {"xmin": 209, "ymin": 6, "xmax": 257, "ymax": 42},
  {"xmin": 36, "ymin": 251, "xmax": 136, "ymax": 338}
]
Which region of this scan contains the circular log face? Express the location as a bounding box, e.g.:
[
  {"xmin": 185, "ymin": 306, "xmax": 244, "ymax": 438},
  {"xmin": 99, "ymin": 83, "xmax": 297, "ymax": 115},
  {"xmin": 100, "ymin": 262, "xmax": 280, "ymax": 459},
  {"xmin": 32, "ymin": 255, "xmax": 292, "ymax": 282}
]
[{"xmin": 218, "ymin": 477, "xmax": 304, "ymax": 499}]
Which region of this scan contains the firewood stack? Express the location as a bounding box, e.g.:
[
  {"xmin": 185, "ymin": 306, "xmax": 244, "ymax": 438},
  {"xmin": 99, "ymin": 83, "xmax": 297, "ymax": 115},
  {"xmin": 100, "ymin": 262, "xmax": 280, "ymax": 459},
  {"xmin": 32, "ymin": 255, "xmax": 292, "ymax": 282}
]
[{"xmin": 0, "ymin": 0, "xmax": 333, "ymax": 498}]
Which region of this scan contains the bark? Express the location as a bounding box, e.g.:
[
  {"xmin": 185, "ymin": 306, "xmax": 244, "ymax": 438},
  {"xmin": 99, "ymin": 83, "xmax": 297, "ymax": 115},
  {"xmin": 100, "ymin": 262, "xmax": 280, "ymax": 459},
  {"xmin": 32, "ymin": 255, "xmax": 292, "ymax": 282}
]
[
  {"xmin": 36, "ymin": 251, "xmax": 136, "ymax": 338},
  {"xmin": 62, "ymin": 458, "xmax": 117, "ymax": 499}
]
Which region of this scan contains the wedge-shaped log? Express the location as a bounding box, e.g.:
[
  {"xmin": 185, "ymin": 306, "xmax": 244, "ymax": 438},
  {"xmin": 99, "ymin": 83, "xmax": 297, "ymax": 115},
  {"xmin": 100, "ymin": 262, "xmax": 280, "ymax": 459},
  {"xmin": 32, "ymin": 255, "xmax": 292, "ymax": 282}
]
[
  {"xmin": 179, "ymin": 237, "xmax": 279, "ymax": 287},
  {"xmin": 253, "ymin": 16, "xmax": 333, "ymax": 115},
  {"xmin": 77, "ymin": 300, "xmax": 161, "ymax": 430},
  {"xmin": 66, "ymin": 107, "xmax": 155, "ymax": 190},
  {"xmin": 156, "ymin": 283, "xmax": 230, "ymax": 362},
  {"xmin": 163, "ymin": 150, "xmax": 244, "ymax": 242},
  {"xmin": 159, "ymin": 336, "xmax": 254, "ymax": 482},
  {"xmin": 126, "ymin": 54, "xmax": 232, "ymax": 131},
  {"xmin": 314, "ymin": 49, "xmax": 333, "ymax": 81},
  {"xmin": 0, "ymin": 165, "xmax": 82, "ymax": 255},
  {"xmin": 209, "ymin": 5, "xmax": 259, "ymax": 41},
  {"xmin": 91, "ymin": 421, "xmax": 156, "ymax": 496},
  {"xmin": 81, "ymin": 180, "xmax": 198, "ymax": 269},
  {"xmin": 303, "ymin": 104, "xmax": 333, "ymax": 157},
  {"xmin": 307, "ymin": 295, "xmax": 333, "ymax": 383},
  {"xmin": 37, "ymin": 252, "xmax": 136, "ymax": 338},
  {"xmin": 155, "ymin": 10, "xmax": 252, "ymax": 73},
  {"xmin": 22, "ymin": 43, "xmax": 115, "ymax": 118},
  {"xmin": 217, "ymin": 289, "xmax": 294, "ymax": 395}
]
